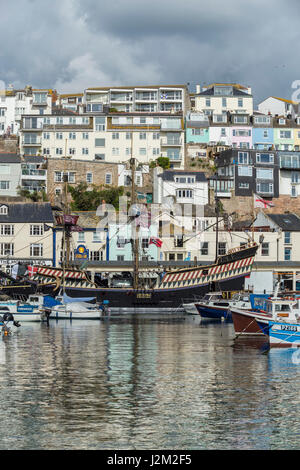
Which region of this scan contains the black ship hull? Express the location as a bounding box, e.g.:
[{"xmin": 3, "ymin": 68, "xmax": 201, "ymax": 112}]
[{"xmin": 30, "ymin": 242, "xmax": 258, "ymax": 312}]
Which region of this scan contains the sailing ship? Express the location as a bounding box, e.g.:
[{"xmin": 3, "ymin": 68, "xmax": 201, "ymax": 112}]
[{"xmin": 0, "ymin": 158, "xmax": 259, "ymax": 311}]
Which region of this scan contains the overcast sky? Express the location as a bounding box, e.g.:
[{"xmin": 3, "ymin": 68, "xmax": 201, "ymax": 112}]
[{"xmin": 1, "ymin": 0, "xmax": 299, "ymax": 104}]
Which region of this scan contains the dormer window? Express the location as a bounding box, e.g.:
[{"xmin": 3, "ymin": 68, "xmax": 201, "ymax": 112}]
[
  {"xmin": 0, "ymin": 205, "xmax": 8, "ymax": 215},
  {"xmin": 279, "ymin": 118, "xmax": 286, "ymax": 125}
]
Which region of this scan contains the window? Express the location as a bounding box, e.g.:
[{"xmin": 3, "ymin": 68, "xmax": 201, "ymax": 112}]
[
  {"xmin": 0, "ymin": 181, "xmax": 10, "ymax": 190},
  {"xmin": 168, "ymin": 253, "xmax": 176, "ymax": 261},
  {"xmin": 176, "ymin": 189, "xmax": 193, "ymax": 198},
  {"xmin": 191, "ymin": 128, "xmax": 204, "ymax": 135},
  {"xmin": 69, "ymin": 148, "xmax": 76, "ymax": 155},
  {"xmin": 153, "ymin": 148, "xmax": 160, "ymax": 156},
  {"xmin": 86, "ymin": 172, "xmax": 93, "ymax": 184},
  {"xmin": 254, "ymin": 116, "xmax": 271, "ymax": 124},
  {"xmin": 256, "ymin": 168, "xmax": 273, "ymax": 179},
  {"xmin": 261, "ymin": 243, "xmax": 269, "ymax": 256},
  {"xmin": 221, "ymin": 128, "xmax": 226, "ymax": 136},
  {"xmin": 0, "ymin": 225, "xmax": 14, "ymax": 236},
  {"xmin": 112, "ymin": 132, "xmax": 119, "ymax": 140},
  {"xmin": 95, "ymin": 138, "xmax": 105, "ymax": 147},
  {"xmin": 139, "ymin": 148, "xmax": 146, "ymax": 156},
  {"xmin": 284, "ymin": 247, "xmax": 291, "ymax": 261},
  {"xmin": 82, "ymin": 132, "xmax": 89, "ymax": 139},
  {"xmin": 284, "ymin": 232, "xmax": 291, "ymax": 244},
  {"xmin": 263, "ymin": 130, "xmax": 269, "ymax": 138},
  {"xmin": 126, "ymin": 132, "xmax": 132, "ymax": 140},
  {"xmin": 256, "ymin": 182, "xmax": 273, "ymax": 194},
  {"xmin": 117, "ymin": 255, "xmax": 125, "ymax": 261},
  {"xmin": 0, "ymin": 243, "xmax": 14, "ymax": 256},
  {"xmin": 142, "ymin": 238, "xmax": 149, "ymax": 249},
  {"xmin": 205, "ymin": 98, "xmax": 211, "ymax": 107},
  {"xmin": 153, "ymin": 132, "xmax": 160, "ymax": 140},
  {"xmin": 291, "ymin": 185, "xmax": 297, "ymax": 197},
  {"xmin": 238, "ymin": 152, "xmax": 249, "ymax": 164},
  {"xmin": 105, "ymin": 173, "xmax": 112, "ymax": 185},
  {"xmin": 56, "ymin": 148, "xmax": 63, "ymax": 155},
  {"xmin": 139, "ymin": 132, "xmax": 146, "ymax": 140},
  {"xmin": 30, "ymin": 225, "xmax": 43, "ymax": 236},
  {"xmin": 238, "ymin": 166, "xmax": 252, "ymax": 176},
  {"xmin": 56, "ymin": 132, "xmax": 63, "ymax": 140},
  {"xmin": 93, "ymin": 231, "xmax": 101, "ymax": 242},
  {"xmin": 291, "ymin": 172, "xmax": 299, "ymax": 183},
  {"xmin": 222, "ymin": 98, "xmax": 227, "ymax": 107},
  {"xmin": 95, "ymin": 116, "xmax": 105, "ymax": 131},
  {"xmin": 200, "ymin": 242, "xmax": 208, "ymax": 255},
  {"xmin": 69, "ymin": 132, "xmax": 76, "ymax": 140},
  {"xmin": 238, "ymin": 98, "xmax": 243, "ymax": 108},
  {"xmin": 218, "ymin": 242, "xmax": 226, "ymax": 256},
  {"xmin": 43, "ymin": 132, "xmax": 50, "ymax": 140},
  {"xmin": 78, "ymin": 232, "xmax": 85, "ymax": 242},
  {"xmin": 234, "ymin": 115, "xmax": 247, "ymax": 123},
  {"xmin": 279, "ymin": 118, "xmax": 286, "ymax": 125},
  {"xmin": 43, "ymin": 148, "xmax": 50, "ymax": 155},
  {"xmin": 82, "ymin": 148, "xmax": 89, "ymax": 155},
  {"xmin": 140, "ymin": 117, "xmax": 146, "ymax": 124},
  {"xmin": 256, "ymin": 153, "xmax": 274, "ymax": 164},
  {"xmin": 95, "ymin": 154, "xmax": 105, "ymax": 160},
  {"xmin": 90, "ymin": 251, "xmax": 103, "ymax": 261},
  {"xmin": 112, "ymin": 148, "xmax": 119, "ymax": 156},
  {"xmin": 30, "ymin": 243, "xmax": 43, "ymax": 257},
  {"xmin": 239, "ymin": 182, "xmax": 249, "ymax": 189},
  {"xmin": 0, "ymin": 205, "xmax": 8, "ymax": 215},
  {"xmin": 280, "ymin": 130, "xmax": 291, "ymax": 139}
]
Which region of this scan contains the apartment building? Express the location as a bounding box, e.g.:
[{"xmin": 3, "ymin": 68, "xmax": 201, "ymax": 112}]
[
  {"xmin": 19, "ymin": 110, "xmax": 185, "ymax": 169},
  {"xmin": 84, "ymin": 85, "xmax": 191, "ymax": 114},
  {"xmin": 0, "ymin": 202, "xmax": 54, "ymax": 271},
  {"xmin": 0, "ymin": 153, "xmax": 22, "ymax": 197},
  {"xmin": 195, "ymin": 83, "xmax": 253, "ymax": 116}
]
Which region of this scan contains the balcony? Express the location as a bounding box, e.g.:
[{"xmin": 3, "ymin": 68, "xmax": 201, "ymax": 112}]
[
  {"xmin": 161, "ymin": 152, "xmax": 182, "ymax": 161},
  {"xmin": 161, "ymin": 137, "xmax": 182, "ymax": 146},
  {"xmin": 21, "ymin": 169, "xmax": 46, "ymax": 179},
  {"xmin": 22, "ymin": 137, "xmax": 41, "ymax": 146}
]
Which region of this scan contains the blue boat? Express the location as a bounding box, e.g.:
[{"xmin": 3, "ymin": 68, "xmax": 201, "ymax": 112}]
[
  {"xmin": 195, "ymin": 292, "xmax": 251, "ymax": 321},
  {"xmin": 257, "ymin": 319, "xmax": 300, "ymax": 347}
]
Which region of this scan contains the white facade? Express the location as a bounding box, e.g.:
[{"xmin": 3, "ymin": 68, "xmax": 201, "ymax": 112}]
[
  {"xmin": 195, "ymin": 85, "xmax": 253, "ymax": 116},
  {"xmin": 257, "ymin": 97, "xmax": 296, "ymax": 117},
  {"xmin": 84, "ymin": 85, "xmax": 189, "ymax": 114},
  {"xmin": 20, "ymin": 113, "xmax": 185, "ymax": 168},
  {"xmin": 153, "ymin": 168, "xmax": 209, "ymax": 206}
]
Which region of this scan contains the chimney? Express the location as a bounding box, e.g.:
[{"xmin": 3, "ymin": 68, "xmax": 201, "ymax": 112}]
[{"xmin": 196, "ymin": 85, "xmax": 201, "ymax": 94}]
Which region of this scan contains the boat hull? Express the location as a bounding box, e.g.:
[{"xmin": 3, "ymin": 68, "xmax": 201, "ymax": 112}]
[
  {"xmin": 257, "ymin": 320, "xmax": 300, "ymax": 347},
  {"xmin": 231, "ymin": 308, "xmax": 271, "ymax": 336},
  {"xmin": 195, "ymin": 303, "xmax": 231, "ymax": 320}
]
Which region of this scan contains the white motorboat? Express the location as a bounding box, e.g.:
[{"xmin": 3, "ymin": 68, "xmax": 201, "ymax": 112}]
[{"xmin": 0, "ymin": 295, "xmax": 47, "ymax": 322}]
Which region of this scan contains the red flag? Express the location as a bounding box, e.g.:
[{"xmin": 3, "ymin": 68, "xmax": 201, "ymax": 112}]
[
  {"xmin": 27, "ymin": 265, "xmax": 38, "ymax": 277},
  {"xmin": 150, "ymin": 237, "xmax": 162, "ymax": 248}
]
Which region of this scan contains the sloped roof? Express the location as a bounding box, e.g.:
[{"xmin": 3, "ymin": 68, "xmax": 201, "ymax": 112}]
[
  {"xmin": 271, "ymin": 96, "xmax": 297, "ymax": 105},
  {"xmin": 159, "ymin": 170, "xmax": 207, "ymax": 182},
  {"xmin": 267, "ymin": 213, "xmax": 300, "ymax": 231},
  {"xmin": 0, "ymin": 153, "xmax": 21, "ymax": 164},
  {"xmin": 0, "ymin": 203, "xmax": 54, "ymax": 223}
]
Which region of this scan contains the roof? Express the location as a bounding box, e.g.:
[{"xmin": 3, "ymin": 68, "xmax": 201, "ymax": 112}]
[
  {"xmin": 197, "ymin": 86, "xmax": 251, "ymax": 97},
  {"xmin": 267, "ymin": 213, "xmax": 300, "ymax": 231},
  {"xmin": 159, "ymin": 170, "xmax": 207, "ymax": 182},
  {"xmin": 271, "ymin": 96, "xmax": 297, "ymax": 105},
  {"xmin": 23, "ymin": 155, "xmax": 45, "ymax": 164},
  {"xmin": 0, "ymin": 153, "xmax": 21, "ymax": 164},
  {"xmin": 0, "ymin": 203, "xmax": 54, "ymax": 223},
  {"xmin": 86, "ymin": 85, "xmax": 187, "ymax": 91},
  {"xmin": 206, "ymin": 83, "xmax": 248, "ymax": 90}
]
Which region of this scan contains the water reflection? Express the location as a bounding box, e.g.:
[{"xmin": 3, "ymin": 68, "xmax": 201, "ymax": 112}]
[{"xmin": 0, "ymin": 316, "xmax": 298, "ymax": 449}]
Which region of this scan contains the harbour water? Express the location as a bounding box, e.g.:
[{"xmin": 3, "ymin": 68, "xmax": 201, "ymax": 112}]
[{"xmin": 0, "ymin": 314, "xmax": 299, "ymax": 450}]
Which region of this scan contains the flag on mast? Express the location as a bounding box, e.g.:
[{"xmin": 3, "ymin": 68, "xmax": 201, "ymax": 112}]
[
  {"xmin": 149, "ymin": 237, "xmax": 163, "ymax": 247},
  {"xmin": 254, "ymin": 194, "xmax": 275, "ymax": 208}
]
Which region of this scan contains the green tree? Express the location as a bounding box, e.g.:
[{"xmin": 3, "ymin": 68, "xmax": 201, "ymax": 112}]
[
  {"xmin": 68, "ymin": 183, "xmax": 124, "ymax": 211},
  {"xmin": 156, "ymin": 156, "xmax": 170, "ymax": 169}
]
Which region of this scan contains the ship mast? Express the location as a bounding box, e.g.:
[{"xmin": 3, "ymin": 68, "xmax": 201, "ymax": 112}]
[{"xmin": 130, "ymin": 157, "xmax": 140, "ymax": 290}]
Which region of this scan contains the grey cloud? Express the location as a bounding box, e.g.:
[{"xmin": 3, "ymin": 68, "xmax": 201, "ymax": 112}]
[{"xmin": 0, "ymin": 0, "xmax": 299, "ymax": 104}]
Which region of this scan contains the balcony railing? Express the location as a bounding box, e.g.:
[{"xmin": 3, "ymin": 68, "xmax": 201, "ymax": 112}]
[
  {"xmin": 21, "ymin": 169, "xmax": 46, "ymax": 177},
  {"xmin": 22, "ymin": 137, "xmax": 41, "ymax": 145},
  {"xmin": 161, "ymin": 137, "xmax": 182, "ymax": 146}
]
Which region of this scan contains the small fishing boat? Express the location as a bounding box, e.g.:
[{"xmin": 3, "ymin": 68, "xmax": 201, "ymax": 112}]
[
  {"xmin": 254, "ymin": 297, "xmax": 300, "ymax": 347},
  {"xmin": 0, "ymin": 295, "xmax": 48, "ymax": 322},
  {"xmin": 231, "ymin": 295, "xmax": 299, "ymax": 337},
  {"xmin": 195, "ymin": 292, "xmax": 251, "ymax": 321}
]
